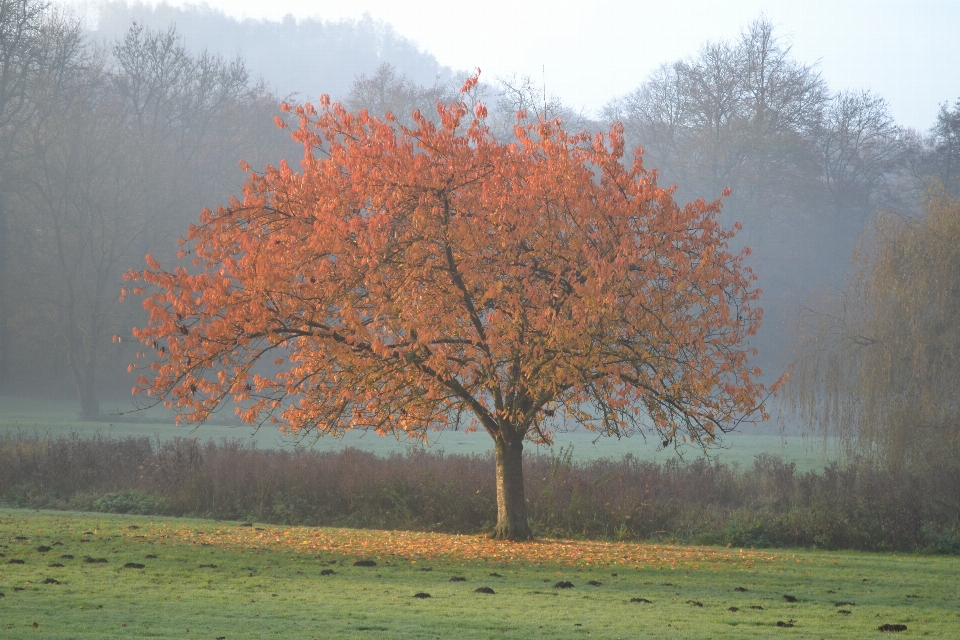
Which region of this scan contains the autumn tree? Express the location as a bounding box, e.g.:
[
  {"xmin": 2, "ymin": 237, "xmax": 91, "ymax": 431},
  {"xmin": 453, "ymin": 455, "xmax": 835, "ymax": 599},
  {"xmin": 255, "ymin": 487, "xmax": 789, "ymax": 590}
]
[
  {"xmin": 127, "ymin": 77, "xmax": 774, "ymax": 540},
  {"xmin": 788, "ymin": 190, "xmax": 960, "ymax": 468}
]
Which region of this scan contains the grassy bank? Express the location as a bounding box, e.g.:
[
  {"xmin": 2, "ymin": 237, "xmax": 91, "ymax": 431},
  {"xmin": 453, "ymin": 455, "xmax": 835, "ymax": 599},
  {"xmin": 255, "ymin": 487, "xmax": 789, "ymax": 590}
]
[{"xmin": 1, "ymin": 509, "xmax": 958, "ymax": 638}]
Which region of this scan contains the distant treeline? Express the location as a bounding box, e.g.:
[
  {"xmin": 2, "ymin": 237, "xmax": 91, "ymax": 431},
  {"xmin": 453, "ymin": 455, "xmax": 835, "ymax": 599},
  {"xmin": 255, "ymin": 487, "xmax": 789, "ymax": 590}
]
[
  {"xmin": 1, "ymin": 433, "xmax": 957, "ymax": 553},
  {"xmin": 3, "ymin": 1, "xmax": 960, "ymax": 427},
  {"xmin": 0, "ymin": 2, "xmax": 295, "ymax": 415},
  {"xmin": 91, "ymin": 0, "xmax": 454, "ymax": 101}
]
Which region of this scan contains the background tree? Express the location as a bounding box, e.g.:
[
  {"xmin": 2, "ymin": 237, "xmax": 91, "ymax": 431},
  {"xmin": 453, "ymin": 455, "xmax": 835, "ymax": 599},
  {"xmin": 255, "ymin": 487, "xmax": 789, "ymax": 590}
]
[
  {"xmin": 788, "ymin": 190, "xmax": 960, "ymax": 467},
  {"xmin": 3, "ymin": 20, "xmax": 290, "ymax": 415},
  {"xmin": 602, "ymin": 17, "xmax": 914, "ymax": 385},
  {"xmin": 344, "ymin": 62, "xmax": 453, "ymax": 128},
  {"xmin": 0, "ymin": 0, "xmax": 78, "ymax": 388},
  {"xmin": 917, "ymin": 98, "xmax": 960, "ymax": 196},
  {"xmin": 816, "ymin": 90, "xmax": 907, "ymax": 219},
  {"xmin": 127, "ymin": 80, "xmax": 774, "ymax": 540},
  {"xmin": 92, "ymin": 2, "xmax": 453, "ymax": 104}
]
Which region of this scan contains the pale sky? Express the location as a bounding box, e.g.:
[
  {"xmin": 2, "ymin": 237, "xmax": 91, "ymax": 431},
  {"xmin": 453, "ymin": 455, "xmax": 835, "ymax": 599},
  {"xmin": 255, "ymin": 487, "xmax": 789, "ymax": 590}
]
[{"xmin": 79, "ymin": 0, "xmax": 960, "ymax": 131}]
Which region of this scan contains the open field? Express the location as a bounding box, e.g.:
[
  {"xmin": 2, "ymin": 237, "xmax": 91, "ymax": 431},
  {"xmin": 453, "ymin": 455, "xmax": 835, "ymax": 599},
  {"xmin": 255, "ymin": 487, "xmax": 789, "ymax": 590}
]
[
  {"xmin": 0, "ymin": 396, "xmax": 839, "ymax": 472},
  {"xmin": 1, "ymin": 509, "xmax": 957, "ymax": 638}
]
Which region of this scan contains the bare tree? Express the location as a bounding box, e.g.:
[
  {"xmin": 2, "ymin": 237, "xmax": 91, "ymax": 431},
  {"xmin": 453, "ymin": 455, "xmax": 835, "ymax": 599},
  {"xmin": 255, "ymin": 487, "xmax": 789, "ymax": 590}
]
[
  {"xmin": 16, "ymin": 55, "xmax": 149, "ymax": 417},
  {"xmin": 603, "ymin": 62, "xmax": 690, "ymax": 180},
  {"xmin": 0, "ymin": 1, "xmax": 82, "ymax": 389},
  {"xmin": 815, "ymin": 90, "xmax": 906, "ymax": 218},
  {"xmin": 6, "ymin": 22, "xmax": 284, "ymax": 416},
  {"xmin": 345, "ymin": 62, "xmax": 453, "ymax": 126},
  {"xmin": 484, "ymin": 73, "xmax": 597, "ymax": 146},
  {"xmin": 602, "ymin": 17, "xmax": 915, "ymax": 380},
  {"xmin": 918, "ymin": 98, "xmax": 960, "ymax": 196}
]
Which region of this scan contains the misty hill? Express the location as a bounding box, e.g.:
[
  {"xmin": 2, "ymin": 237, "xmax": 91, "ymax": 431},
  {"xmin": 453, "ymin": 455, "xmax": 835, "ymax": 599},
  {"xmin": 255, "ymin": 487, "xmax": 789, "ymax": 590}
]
[{"xmin": 90, "ymin": 1, "xmax": 455, "ymax": 101}]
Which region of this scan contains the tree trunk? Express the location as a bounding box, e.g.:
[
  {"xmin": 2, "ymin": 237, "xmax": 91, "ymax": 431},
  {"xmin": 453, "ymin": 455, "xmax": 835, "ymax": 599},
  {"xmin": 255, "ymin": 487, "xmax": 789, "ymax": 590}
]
[
  {"xmin": 492, "ymin": 435, "xmax": 532, "ymax": 541},
  {"xmin": 76, "ymin": 376, "xmax": 100, "ymax": 421},
  {"xmin": 67, "ymin": 319, "xmax": 99, "ymax": 421},
  {"xmin": 0, "ymin": 194, "xmax": 9, "ymax": 391}
]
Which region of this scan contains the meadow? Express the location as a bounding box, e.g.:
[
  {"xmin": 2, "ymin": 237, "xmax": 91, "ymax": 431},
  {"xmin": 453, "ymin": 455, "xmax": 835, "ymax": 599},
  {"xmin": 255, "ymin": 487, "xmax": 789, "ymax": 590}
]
[
  {"xmin": 1, "ymin": 509, "xmax": 958, "ymax": 638},
  {"xmin": 0, "ymin": 396, "xmax": 838, "ymax": 472}
]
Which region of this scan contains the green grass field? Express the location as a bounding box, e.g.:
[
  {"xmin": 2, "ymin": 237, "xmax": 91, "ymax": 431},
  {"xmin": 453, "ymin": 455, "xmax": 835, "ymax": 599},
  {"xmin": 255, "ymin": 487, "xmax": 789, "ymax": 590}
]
[
  {"xmin": 0, "ymin": 396, "xmax": 840, "ymax": 472},
  {"xmin": 1, "ymin": 509, "xmax": 957, "ymax": 638}
]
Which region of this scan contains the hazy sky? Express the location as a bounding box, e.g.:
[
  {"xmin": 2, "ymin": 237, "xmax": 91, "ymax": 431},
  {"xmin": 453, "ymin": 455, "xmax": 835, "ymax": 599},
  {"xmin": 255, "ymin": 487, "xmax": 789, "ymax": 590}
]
[{"xmin": 81, "ymin": 1, "xmax": 960, "ymax": 131}]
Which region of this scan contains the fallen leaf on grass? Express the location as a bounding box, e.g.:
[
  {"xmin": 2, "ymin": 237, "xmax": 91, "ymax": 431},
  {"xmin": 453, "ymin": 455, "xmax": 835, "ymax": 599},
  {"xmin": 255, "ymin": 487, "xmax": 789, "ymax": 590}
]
[{"xmin": 156, "ymin": 525, "xmax": 790, "ymax": 572}]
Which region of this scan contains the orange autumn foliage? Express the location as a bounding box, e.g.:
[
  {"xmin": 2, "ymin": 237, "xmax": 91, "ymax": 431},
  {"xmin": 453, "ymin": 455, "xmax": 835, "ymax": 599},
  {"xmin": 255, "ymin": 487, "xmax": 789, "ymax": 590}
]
[{"xmin": 126, "ymin": 74, "xmax": 773, "ymax": 539}]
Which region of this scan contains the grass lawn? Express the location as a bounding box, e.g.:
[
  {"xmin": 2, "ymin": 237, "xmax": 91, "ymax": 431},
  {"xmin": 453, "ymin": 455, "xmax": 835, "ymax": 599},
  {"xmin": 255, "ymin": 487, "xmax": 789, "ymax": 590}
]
[
  {"xmin": 1, "ymin": 509, "xmax": 957, "ymax": 638},
  {"xmin": 0, "ymin": 396, "xmax": 839, "ymax": 471}
]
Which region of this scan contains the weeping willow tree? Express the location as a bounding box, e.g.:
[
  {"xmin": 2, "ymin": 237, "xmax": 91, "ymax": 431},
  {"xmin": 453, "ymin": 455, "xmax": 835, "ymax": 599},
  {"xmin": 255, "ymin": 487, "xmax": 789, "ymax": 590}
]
[{"xmin": 789, "ymin": 190, "xmax": 960, "ymax": 467}]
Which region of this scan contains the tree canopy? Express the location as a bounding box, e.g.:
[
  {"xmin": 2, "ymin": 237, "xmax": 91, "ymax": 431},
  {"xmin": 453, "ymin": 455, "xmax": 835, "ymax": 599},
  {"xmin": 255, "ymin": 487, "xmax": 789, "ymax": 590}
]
[{"xmin": 127, "ymin": 76, "xmax": 775, "ymax": 539}]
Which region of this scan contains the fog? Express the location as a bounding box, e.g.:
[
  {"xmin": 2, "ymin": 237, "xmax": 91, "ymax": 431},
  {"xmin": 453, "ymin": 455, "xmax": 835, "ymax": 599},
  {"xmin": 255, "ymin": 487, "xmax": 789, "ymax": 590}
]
[{"xmin": 1, "ymin": 0, "xmax": 957, "ymax": 440}]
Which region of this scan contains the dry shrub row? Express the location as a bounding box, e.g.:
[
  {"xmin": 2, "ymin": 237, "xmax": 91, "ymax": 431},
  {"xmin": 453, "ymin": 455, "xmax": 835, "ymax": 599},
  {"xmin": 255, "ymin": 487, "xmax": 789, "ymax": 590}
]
[{"xmin": 1, "ymin": 432, "xmax": 957, "ymax": 552}]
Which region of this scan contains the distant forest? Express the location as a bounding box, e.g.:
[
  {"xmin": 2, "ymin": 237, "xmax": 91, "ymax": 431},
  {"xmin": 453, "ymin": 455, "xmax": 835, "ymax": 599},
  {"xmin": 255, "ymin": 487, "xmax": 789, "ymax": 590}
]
[
  {"xmin": 0, "ymin": 0, "xmax": 958, "ymax": 425},
  {"xmin": 91, "ymin": 1, "xmax": 455, "ymax": 101}
]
